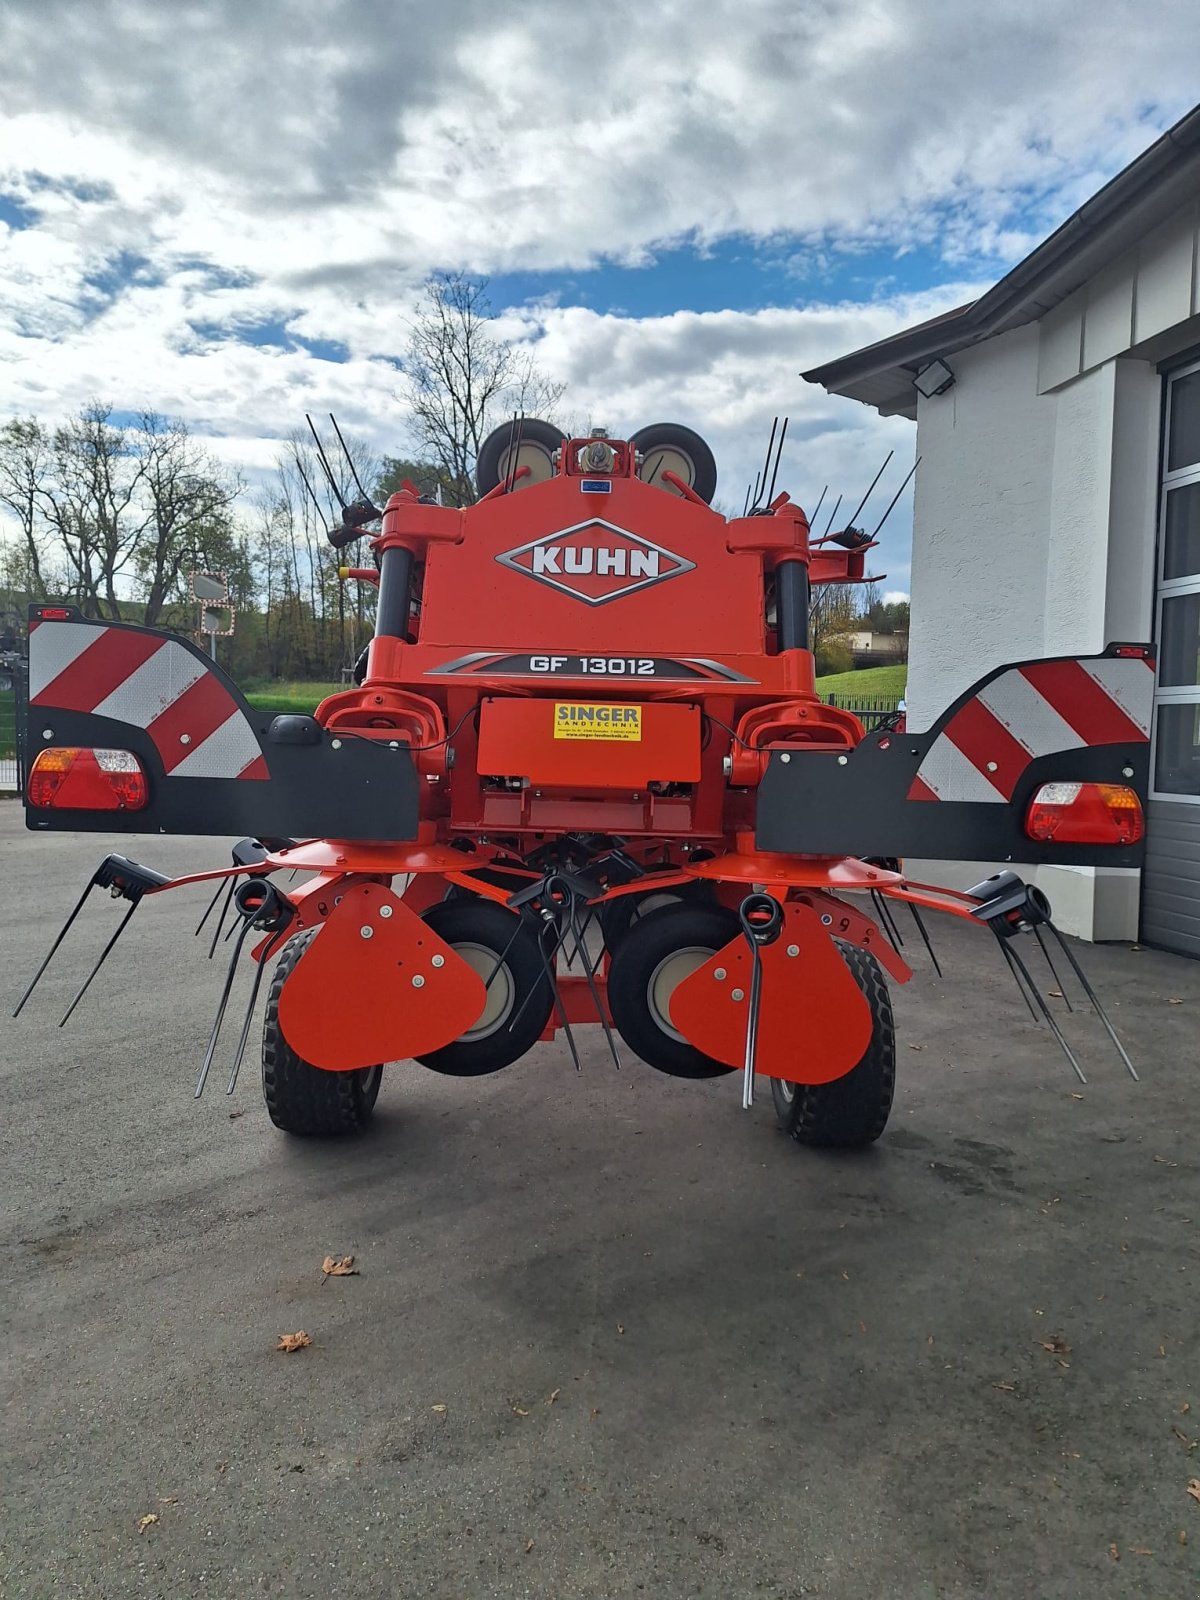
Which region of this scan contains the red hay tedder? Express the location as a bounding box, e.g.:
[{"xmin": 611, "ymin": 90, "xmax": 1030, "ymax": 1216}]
[{"xmin": 16, "ymin": 419, "xmax": 1152, "ymax": 1142}]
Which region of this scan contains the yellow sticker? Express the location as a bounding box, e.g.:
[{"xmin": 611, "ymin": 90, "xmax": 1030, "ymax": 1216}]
[{"xmin": 553, "ymin": 702, "xmax": 643, "ymax": 741}]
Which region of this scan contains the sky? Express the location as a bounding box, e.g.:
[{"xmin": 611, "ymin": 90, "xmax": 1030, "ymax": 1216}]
[{"xmin": 1, "ymin": 0, "xmax": 1198, "ymax": 597}]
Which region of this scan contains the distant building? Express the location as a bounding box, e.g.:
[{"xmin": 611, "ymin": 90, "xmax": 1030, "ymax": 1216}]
[
  {"xmin": 805, "ymin": 105, "xmax": 1200, "ymax": 953},
  {"xmin": 830, "ymin": 629, "xmax": 909, "ymax": 667}
]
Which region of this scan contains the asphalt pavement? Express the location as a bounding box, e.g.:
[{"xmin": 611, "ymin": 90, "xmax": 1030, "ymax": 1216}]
[{"xmin": 1, "ymin": 805, "xmax": 1198, "ymax": 1599}]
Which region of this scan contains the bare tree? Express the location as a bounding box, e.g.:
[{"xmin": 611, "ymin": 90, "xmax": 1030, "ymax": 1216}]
[
  {"xmin": 136, "ymin": 413, "xmax": 242, "ymax": 628},
  {"xmin": 0, "ymin": 417, "xmax": 53, "ymax": 595},
  {"xmin": 401, "ymin": 273, "xmax": 564, "ymax": 506},
  {"xmin": 0, "ymin": 404, "xmax": 241, "ymax": 624}
]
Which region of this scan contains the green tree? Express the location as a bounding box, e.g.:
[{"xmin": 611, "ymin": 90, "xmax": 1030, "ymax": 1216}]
[{"xmin": 375, "ymin": 457, "xmax": 455, "ymax": 504}]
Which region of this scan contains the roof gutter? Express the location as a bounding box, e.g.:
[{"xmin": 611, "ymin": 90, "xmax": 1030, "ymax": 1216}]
[{"xmin": 803, "ymin": 102, "xmax": 1200, "ymax": 391}]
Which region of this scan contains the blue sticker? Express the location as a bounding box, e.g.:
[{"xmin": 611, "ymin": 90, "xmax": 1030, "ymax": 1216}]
[{"xmin": 580, "ymin": 479, "xmax": 612, "ymax": 494}]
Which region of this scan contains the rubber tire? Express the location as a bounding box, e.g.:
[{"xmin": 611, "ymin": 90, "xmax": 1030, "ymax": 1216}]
[
  {"xmin": 415, "ymin": 899, "xmax": 554, "ymax": 1076},
  {"xmin": 771, "ymin": 943, "xmax": 896, "ymax": 1148},
  {"xmin": 629, "ymin": 423, "xmax": 718, "ymax": 505},
  {"xmin": 597, "ymin": 877, "xmax": 712, "ymax": 953},
  {"xmin": 475, "ymin": 418, "xmax": 566, "ymax": 498},
  {"xmin": 607, "ymin": 903, "xmax": 739, "ymax": 1079},
  {"xmin": 262, "ymin": 930, "xmax": 383, "ymax": 1136}
]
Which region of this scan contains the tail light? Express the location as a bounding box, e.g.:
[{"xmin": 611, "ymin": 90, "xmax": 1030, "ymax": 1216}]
[
  {"xmin": 27, "ymin": 747, "xmax": 148, "ymax": 811},
  {"xmin": 1025, "ymin": 782, "xmax": 1143, "ymax": 845}
]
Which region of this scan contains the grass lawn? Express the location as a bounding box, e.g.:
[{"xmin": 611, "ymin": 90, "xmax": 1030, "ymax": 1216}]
[
  {"xmin": 814, "ymin": 662, "xmax": 907, "ymax": 702},
  {"xmin": 243, "ymin": 681, "xmax": 340, "ymax": 715}
]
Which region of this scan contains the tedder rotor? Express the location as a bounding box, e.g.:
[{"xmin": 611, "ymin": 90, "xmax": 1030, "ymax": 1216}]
[{"xmin": 16, "ymin": 417, "xmax": 1153, "ymax": 1145}]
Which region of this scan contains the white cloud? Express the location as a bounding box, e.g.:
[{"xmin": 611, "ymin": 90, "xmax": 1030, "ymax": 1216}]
[{"xmin": 1, "ymin": 0, "xmax": 1197, "ymax": 595}]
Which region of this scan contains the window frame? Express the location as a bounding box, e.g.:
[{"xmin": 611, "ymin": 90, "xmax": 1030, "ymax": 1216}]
[{"xmin": 1151, "ymin": 353, "xmax": 1200, "ymax": 804}]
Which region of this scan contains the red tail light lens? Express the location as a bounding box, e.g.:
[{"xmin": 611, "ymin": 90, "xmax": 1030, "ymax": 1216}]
[
  {"xmin": 1025, "ymin": 782, "xmax": 1143, "ymax": 845},
  {"xmin": 27, "ymin": 747, "xmax": 148, "ymax": 811}
]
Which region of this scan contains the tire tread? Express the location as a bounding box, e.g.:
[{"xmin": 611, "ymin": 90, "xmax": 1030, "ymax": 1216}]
[
  {"xmin": 788, "ymin": 943, "xmax": 896, "ymax": 1148},
  {"xmin": 262, "ymin": 929, "xmax": 381, "ymax": 1136}
]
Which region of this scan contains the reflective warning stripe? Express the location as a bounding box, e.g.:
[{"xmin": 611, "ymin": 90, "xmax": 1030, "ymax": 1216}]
[
  {"xmin": 908, "ymin": 655, "xmax": 1152, "ymax": 803},
  {"xmin": 30, "ymin": 621, "xmax": 267, "ymax": 781}
]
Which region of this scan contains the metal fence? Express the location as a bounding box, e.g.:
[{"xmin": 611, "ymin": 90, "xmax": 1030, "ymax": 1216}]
[
  {"xmin": 0, "ymin": 655, "xmax": 26, "ymax": 794},
  {"xmin": 822, "ymin": 693, "xmax": 903, "ymax": 732}
]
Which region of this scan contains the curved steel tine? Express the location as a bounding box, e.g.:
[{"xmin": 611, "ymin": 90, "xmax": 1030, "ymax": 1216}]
[
  {"xmin": 871, "ymin": 890, "xmax": 904, "ymax": 951},
  {"xmin": 194, "ymin": 879, "xmax": 226, "ymax": 938},
  {"xmin": 997, "ymin": 938, "xmax": 1040, "ymax": 1022},
  {"xmin": 226, "ymin": 929, "xmax": 286, "ymax": 1095},
  {"xmin": 908, "ymin": 900, "xmax": 942, "ymax": 977},
  {"xmin": 1046, "ymin": 926, "xmax": 1139, "ymax": 1082},
  {"xmin": 1005, "ymin": 937, "xmax": 1087, "ymax": 1084},
  {"xmin": 1032, "ymin": 924, "xmax": 1072, "ymax": 1011},
  {"xmin": 572, "ymin": 901, "xmax": 621, "ymax": 1070},
  {"xmin": 507, "ymin": 893, "xmax": 580, "ymax": 1070},
  {"xmin": 742, "ymin": 944, "xmax": 764, "ymax": 1109},
  {"xmin": 207, "ymin": 878, "xmax": 236, "ymax": 960},
  {"xmin": 13, "ymin": 878, "xmax": 97, "ymax": 1017},
  {"xmin": 195, "ymin": 915, "xmax": 257, "ymax": 1098},
  {"xmin": 59, "ymin": 901, "xmax": 139, "ymax": 1027}
]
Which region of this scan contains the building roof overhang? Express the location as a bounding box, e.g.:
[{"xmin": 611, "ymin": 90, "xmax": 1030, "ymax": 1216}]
[{"xmin": 803, "ymin": 103, "xmax": 1200, "ymax": 420}]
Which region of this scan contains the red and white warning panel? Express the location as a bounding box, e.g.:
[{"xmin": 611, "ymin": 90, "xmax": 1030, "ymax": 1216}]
[
  {"xmin": 756, "ymin": 645, "xmax": 1154, "ymax": 867},
  {"xmin": 24, "ymin": 607, "xmax": 421, "ymax": 841},
  {"xmin": 908, "ymin": 654, "xmax": 1154, "ymax": 804},
  {"xmin": 30, "ymin": 618, "xmax": 266, "ymax": 780}
]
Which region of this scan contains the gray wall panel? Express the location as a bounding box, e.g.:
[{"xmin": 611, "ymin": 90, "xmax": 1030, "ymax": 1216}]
[{"xmin": 1142, "ymin": 799, "xmax": 1200, "ymax": 956}]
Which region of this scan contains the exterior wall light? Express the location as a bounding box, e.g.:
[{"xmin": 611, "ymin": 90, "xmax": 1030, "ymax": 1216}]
[{"xmin": 913, "ymin": 359, "xmax": 956, "ymax": 398}]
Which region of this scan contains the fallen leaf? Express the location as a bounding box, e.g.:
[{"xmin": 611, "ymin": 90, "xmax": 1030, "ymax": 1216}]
[
  {"xmin": 1187, "ymin": 1479, "xmax": 1200, "ymax": 1505},
  {"xmin": 137, "ymin": 1514, "xmax": 159, "ymax": 1535},
  {"xmin": 525, "ymin": 1539, "xmax": 535, "ymax": 1554},
  {"xmin": 1168, "ymin": 997, "xmax": 1184, "ymax": 1005},
  {"xmin": 1131, "ymin": 1546, "xmax": 1152, "ymax": 1556},
  {"xmin": 992, "ymin": 1382, "xmax": 1017, "ymax": 1393},
  {"xmin": 1048, "ymin": 990, "xmax": 1063, "ymax": 998},
  {"xmin": 545, "ymin": 1389, "xmax": 560, "ymax": 1406},
  {"xmin": 276, "ymin": 1331, "xmax": 312, "ymax": 1353},
  {"xmin": 858, "ymin": 1321, "xmax": 867, "ymax": 1335},
  {"xmin": 321, "ymin": 1254, "xmax": 358, "ymax": 1278},
  {"xmin": 1109, "ymin": 1542, "xmax": 1120, "ymax": 1561},
  {"xmin": 926, "ymin": 1334, "xmax": 935, "ymax": 1347},
  {"xmin": 512, "ymin": 1407, "xmax": 529, "ymax": 1417},
  {"xmin": 616, "ymin": 1324, "xmax": 625, "ymax": 1336},
  {"xmin": 158, "ymin": 1496, "xmax": 179, "ymax": 1505},
  {"xmin": 590, "ymin": 1408, "xmax": 600, "ymax": 1420},
  {"xmin": 1179, "ymin": 1529, "xmax": 1188, "ymax": 1546},
  {"xmin": 841, "ymin": 1270, "xmax": 850, "ymax": 1281},
  {"xmin": 1172, "ymin": 1426, "xmax": 1198, "ymax": 1450},
  {"xmin": 1037, "ymin": 1335, "xmax": 1072, "ymax": 1357},
  {"xmin": 1071, "ymin": 1093, "xmax": 1084, "ymax": 1101},
  {"xmin": 1158, "ymin": 1344, "xmax": 1168, "ymax": 1358},
  {"xmin": 228, "ymin": 1108, "xmax": 245, "ymax": 1120},
  {"xmin": 1184, "ymin": 1402, "xmax": 1192, "ymax": 1415},
  {"xmin": 908, "ymin": 1043, "xmax": 924, "ymax": 1051},
  {"xmin": 431, "ymin": 1404, "xmax": 447, "ymax": 1415}
]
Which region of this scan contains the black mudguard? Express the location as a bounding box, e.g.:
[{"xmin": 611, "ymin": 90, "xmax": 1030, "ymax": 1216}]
[
  {"xmin": 756, "ymin": 645, "xmax": 1154, "ymax": 867},
  {"xmin": 23, "ymin": 608, "xmax": 419, "ymax": 841}
]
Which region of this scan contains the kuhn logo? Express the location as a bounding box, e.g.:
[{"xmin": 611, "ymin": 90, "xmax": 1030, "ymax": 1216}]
[{"xmin": 496, "ymin": 519, "xmax": 695, "ymax": 605}]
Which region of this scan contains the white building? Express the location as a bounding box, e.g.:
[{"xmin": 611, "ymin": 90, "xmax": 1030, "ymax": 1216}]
[{"xmin": 805, "ymin": 105, "xmax": 1200, "ymax": 956}]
